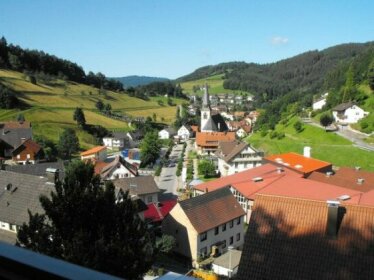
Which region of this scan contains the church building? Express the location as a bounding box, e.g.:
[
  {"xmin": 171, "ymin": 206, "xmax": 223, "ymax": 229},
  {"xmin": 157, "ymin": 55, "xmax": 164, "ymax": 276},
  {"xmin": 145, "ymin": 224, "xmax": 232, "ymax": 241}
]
[{"xmin": 195, "ymin": 85, "xmax": 236, "ymax": 154}]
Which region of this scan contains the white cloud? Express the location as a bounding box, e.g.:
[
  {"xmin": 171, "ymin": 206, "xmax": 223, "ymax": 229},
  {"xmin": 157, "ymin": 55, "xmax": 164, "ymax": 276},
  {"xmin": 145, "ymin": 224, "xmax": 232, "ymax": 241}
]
[{"xmin": 271, "ymin": 36, "xmax": 289, "ymax": 45}]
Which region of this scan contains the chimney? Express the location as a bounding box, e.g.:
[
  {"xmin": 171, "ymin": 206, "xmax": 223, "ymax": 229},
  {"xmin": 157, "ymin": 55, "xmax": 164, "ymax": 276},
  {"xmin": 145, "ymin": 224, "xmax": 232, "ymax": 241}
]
[
  {"xmin": 205, "ymin": 188, "xmax": 208, "ymax": 193},
  {"xmin": 326, "ymin": 200, "xmax": 340, "ymax": 239},
  {"xmin": 303, "ymin": 146, "xmax": 311, "ymax": 158},
  {"xmin": 46, "ymin": 168, "xmax": 59, "ymax": 183}
]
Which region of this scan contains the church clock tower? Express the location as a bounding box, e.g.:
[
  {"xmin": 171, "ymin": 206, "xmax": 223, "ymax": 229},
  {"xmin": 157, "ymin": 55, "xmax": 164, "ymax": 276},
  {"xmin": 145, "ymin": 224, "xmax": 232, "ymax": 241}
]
[{"xmin": 201, "ymin": 84, "xmax": 211, "ymax": 132}]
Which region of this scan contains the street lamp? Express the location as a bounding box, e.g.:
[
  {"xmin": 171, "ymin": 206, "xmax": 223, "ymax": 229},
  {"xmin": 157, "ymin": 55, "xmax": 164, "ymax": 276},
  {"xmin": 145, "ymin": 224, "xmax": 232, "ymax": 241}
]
[{"xmin": 228, "ymin": 246, "xmax": 234, "ymax": 278}]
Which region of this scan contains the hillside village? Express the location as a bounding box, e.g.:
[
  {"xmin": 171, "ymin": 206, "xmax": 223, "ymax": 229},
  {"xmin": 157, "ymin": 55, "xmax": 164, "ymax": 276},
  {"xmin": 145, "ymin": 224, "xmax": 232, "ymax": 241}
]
[{"xmin": 1, "ymin": 77, "xmax": 373, "ymax": 279}]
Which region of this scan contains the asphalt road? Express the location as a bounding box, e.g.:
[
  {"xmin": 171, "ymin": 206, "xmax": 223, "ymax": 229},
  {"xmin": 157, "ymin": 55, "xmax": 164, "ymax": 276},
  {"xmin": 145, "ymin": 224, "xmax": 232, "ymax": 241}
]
[{"xmin": 157, "ymin": 144, "xmax": 184, "ymax": 195}]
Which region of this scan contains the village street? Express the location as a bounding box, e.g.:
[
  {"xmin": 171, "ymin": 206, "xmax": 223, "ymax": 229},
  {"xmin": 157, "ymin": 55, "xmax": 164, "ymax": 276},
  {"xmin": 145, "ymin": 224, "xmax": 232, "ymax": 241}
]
[{"xmin": 156, "ymin": 144, "xmax": 184, "ymax": 195}]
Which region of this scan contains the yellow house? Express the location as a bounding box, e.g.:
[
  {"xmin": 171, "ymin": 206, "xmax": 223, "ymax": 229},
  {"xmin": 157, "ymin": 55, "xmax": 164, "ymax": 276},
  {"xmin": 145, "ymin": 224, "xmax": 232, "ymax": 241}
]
[{"xmin": 162, "ymin": 188, "xmax": 245, "ymax": 267}]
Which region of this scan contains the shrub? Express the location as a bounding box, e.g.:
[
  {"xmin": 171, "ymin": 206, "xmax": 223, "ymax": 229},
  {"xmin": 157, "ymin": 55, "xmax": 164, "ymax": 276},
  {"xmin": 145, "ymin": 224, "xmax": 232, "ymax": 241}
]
[{"xmin": 269, "ymin": 130, "xmax": 278, "ymax": 139}]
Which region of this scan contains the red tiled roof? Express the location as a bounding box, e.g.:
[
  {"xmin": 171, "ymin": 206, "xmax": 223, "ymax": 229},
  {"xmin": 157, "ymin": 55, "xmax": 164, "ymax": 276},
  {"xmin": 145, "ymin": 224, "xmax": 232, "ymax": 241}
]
[
  {"xmin": 144, "ymin": 199, "xmax": 177, "ymax": 222},
  {"xmin": 237, "ymin": 195, "xmax": 374, "ymax": 280},
  {"xmin": 80, "ymin": 146, "xmax": 106, "ymax": 156},
  {"xmin": 359, "ymin": 189, "xmax": 374, "ymax": 206},
  {"xmin": 265, "ymin": 152, "xmax": 332, "ymax": 174},
  {"xmin": 94, "ymin": 160, "xmax": 109, "ymax": 175},
  {"xmin": 194, "ymin": 163, "xmax": 371, "ymax": 205},
  {"xmin": 196, "ymin": 132, "xmax": 236, "ymax": 148},
  {"xmin": 194, "ymin": 164, "xmax": 302, "ymax": 199},
  {"xmin": 307, "ymin": 167, "xmax": 374, "ymax": 193}
]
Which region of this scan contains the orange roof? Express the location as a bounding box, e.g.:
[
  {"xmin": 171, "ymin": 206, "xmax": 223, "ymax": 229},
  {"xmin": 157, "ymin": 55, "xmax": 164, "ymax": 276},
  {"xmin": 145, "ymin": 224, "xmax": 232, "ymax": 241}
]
[
  {"xmin": 196, "ymin": 131, "xmax": 236, "ymax": 147},
  {"xmin": 265, "ymin": 152, "xmax": 332, "ymax": 174},
  {"xmin": 80, "ymin": 146, "xmax": 106, "ymax": 156},
  {"xmin": 94, "ymin": 160, "xmax": 109, "ymax": 175}
]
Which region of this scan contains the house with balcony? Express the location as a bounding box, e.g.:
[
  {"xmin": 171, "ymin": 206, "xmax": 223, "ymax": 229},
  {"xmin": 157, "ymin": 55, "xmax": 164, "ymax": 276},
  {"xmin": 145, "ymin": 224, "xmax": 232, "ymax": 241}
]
[
  {"xmin": 103, "ymin": 132, "xmax": 130, "ymax": 150},
  {"xmin": 332, "ymin": 102, "xmax": 369, "ymax": 124},
  {"xmin": 216, "ymin": 141, "xmax": 263, "ymax": 176},
  {"xmin": 162, "ymin": 188, "xmax": 245, "ymax": 267}
]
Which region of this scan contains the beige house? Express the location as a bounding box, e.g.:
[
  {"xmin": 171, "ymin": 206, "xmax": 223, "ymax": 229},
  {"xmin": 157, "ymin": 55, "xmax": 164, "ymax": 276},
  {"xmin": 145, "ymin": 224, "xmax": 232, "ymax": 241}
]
[
  {"xmin": 162, "ymin": 188, "xmax": 245, "ymax": 266},
  {"xmin": 80, "ymin": 146, "xmax": 107, "ymax": 161}
]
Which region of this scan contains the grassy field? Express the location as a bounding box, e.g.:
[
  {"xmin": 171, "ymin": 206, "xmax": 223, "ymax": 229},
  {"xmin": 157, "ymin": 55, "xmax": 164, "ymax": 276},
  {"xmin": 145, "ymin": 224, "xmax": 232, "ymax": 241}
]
[
  {"xmin": 0, "ymin": 69, "xmax": 187, "ymax": 148},
  {"xmin": 180, "ymin": 74, "xmax": 253, "ymax": 96},
  {"xmin": 248, "ymin": 117, "xmax": 374, "ymax": 171}
]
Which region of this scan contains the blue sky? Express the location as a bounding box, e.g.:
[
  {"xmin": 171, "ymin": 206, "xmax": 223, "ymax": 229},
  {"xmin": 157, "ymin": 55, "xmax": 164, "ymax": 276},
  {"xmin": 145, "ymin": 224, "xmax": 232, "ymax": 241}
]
[{"xmin": 1, "ymin": 0, "xmax": 373, "ymax": 79}]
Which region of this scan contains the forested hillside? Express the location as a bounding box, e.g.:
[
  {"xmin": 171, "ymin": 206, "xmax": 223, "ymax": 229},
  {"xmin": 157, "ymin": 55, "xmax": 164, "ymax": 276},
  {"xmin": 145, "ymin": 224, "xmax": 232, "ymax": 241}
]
[
  {"xmin": 111, "ymin": 75, "xmax": 169, "ymax": 88},
  {"xmin": 178, "ymin": 42, "xmax": 374, "ymax": 130}
]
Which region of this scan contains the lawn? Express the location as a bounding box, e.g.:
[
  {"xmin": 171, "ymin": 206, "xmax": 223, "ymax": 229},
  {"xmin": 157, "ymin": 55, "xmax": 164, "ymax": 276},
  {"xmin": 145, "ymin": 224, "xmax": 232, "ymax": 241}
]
[
  {"xmin": 248, "ymin": 117, "xmax": 374, "ymax": 171},
  {"xmin": 0, "ymin": 69, "xmax": 187, "ymax": 147}
]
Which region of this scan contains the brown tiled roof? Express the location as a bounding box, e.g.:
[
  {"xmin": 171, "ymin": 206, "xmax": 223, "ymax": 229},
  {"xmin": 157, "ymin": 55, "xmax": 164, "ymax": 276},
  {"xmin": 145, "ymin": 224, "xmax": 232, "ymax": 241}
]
[
  {"xmin": 99, "ymin": 156, "xmax": 137, "ymax": 179},
  {"xmin": 12, "ymin": 139, "xmax": 41, "ymax": 156},
  {"xmin": 237, "ymin": 194, "xmax": 374, "ymax": 280},
  {"xmin": 307, "ymin": 167, "xmax": 374, "ymax": 193},
  {"xmin": 180, "ymin": 188, "xmax": 245, "ymax": 233},
  {"xmin": 196, "ymin": 132, "xmax": 236, "ymax": 148},
  {"xmin": 112, "ymin": 176, "xmax": 159, "ymax": 196},
  {"xmin": 0, "ymin": 121, "xmax": 31, "ymax": 129},
  {"xmin": 215, "ymin": 140, "xmax": 249, "ymax": 163}
]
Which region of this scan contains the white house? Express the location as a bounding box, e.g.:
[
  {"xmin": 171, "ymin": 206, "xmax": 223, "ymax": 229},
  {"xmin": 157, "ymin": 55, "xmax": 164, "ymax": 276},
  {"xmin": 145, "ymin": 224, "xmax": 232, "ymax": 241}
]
[
  {"xmin": 216, "ymin": 141, "xmax": 263, "ymax": 177},
  {"xmin": 220, "ymin": 112, "xmax": 234, "ymax": 121},
  {"xmin": 312, "ymin": 93, "xmax": 328, "ymax": 111},
  {"xmin": 178, "ymin": 125, "xmax": 192, "ymax": 141},
  {"xmin": 162, "ymin": 188, "xmax": 245, "ymax": 267},
  {"xmin": 158, "ymin": 127, "xmax": 176, "ymax": 140},
  {"xmin": 95, "ymin": 156, "xmax": 138, "ymax": 180},
  {"xmin": 102, "ymin": 132, "xmax": 130, "ymax": 150},
  {"xmin": 332, "ymin": 102, "xmax": 369, "ymax": 124}
]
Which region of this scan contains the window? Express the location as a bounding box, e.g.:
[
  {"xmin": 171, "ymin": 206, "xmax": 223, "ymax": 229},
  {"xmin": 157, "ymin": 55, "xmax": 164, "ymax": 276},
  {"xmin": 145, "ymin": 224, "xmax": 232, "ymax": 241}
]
[
  {"xmin": 27, "ymin": 154, "xmax": 30, "ymax": 159},
  {"xmin": 236, "ymin": 233, "xmax": 240, "ymax": 241},
  {"xmin": 230, "ymin": 220, "xmax": 234, "ymax": 228},
  {"xmin": 222, "ymin": 223, "xmax": 226, "ymax": 232},
  {"xmin": 200, "ymin": 232, "xmax": 207, "ymax": 242},
  {"xmin": 237, "ymin": 217, "xmax": 241, "ymax": 225},
  {"xmin": 175, "ymin": 229, "xmax": 179, "ymax": 234},
  {"xmin": 147, "ymin": 196, "xmax": 153, "ymax": 203},
  {"xmin": 214, "ymin": 226, "xmax": 219, "ymax": 235},
  {"xmin": 230, "ymin": 236, "xmax": 233, "ymax": 245},
  {"xmin": 200, "ymin": 247, "xmax": 207, "ymax": 257},
  {"xmin": 222, "ymin": 240, "xmax": 227, "ymax": 249}
]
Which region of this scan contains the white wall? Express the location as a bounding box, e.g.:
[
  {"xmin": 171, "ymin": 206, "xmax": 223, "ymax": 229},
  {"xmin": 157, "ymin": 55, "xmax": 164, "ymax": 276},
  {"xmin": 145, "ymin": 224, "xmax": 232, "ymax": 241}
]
[
  {"xmin": 212, "ymin": 264, "xmax": 238, "ymax": 278},
  {"xmin": 312, "ymin": 99, "xmax": 326, "ymax": 110},
  {"xmin": 178, "ymin": 127, "xmax": 191, "ymax": 140},
  {"xmin": 158, "ymin": 130, "xmax": 170, "ymax": 139},
  {"xmin": 107, "ymin": 165, "xmax": 136, "ymax": 180},
  {"xmin": 196, "ymin": 216, "xmax": 244, "ymax": 259},
  {"xmin": 333, "ymin": 105, "xmax": 368, "ymax": 124}
]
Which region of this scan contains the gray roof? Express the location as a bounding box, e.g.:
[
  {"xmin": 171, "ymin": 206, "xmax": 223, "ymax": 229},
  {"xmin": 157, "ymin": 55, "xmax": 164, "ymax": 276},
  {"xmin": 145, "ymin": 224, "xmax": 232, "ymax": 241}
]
[
  {"xmin": 0, "ymin": 127, "xmax": 33, "ymax": 148},
  {"xmin": 5, "ymin": 161, "xmax": 65, "ymax": 180},
  {"xmin": 0, "ymin": 171, "xmax": 55, "ymax": 226},
  {"xmin": 332, "ymin": 101, "xmax": 354, "ymax": 112},
  {"xmin": 203, "ymin": 114, "xmax": 229, "ymax": 132},
  {"xmin": 213, "ymin": 249, "xmax": 242, "ymax": 269},
  {"xmin": 112, "ymin": 176, "xmax": 160, "ymax": 197}
]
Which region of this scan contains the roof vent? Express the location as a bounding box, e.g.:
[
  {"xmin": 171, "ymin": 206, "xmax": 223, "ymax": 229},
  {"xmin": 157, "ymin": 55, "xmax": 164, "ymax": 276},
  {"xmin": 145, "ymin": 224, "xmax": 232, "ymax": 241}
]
[
  {"xmin": 357, "ymin": 178, "xmax": 365, "ymax": 185},
  {"xmin": 355, "ymin": 166, "xmax": 361, "ymax": 171},
  {"xmin": 326, "ymin": 171, "xmax": 333, "ymax": 177},
  {"xmin": 252, "ymin": 177, "xmax": 263, "ymax": 182},
  {"xmin": 282, "ymin": 162, "xmax": 290, "ymax": 166},
  {"xmin": 276, "ymin": 167, "xmax": 284, "ymax": 174},
  {"xmin": 275, "ymin": 158, "xmax": 283, "ymax": 162},
  {"xmin": 295, "ymin": 164, "xmax": 303, "ymax": 169},
  {"xmin": 338, "ymin": 195, "xmax": 351, "ymax": 201},
  {"xmin": 5, "ymin": 183, "xmax": 12, "ymax": 191},
  {"xmin": 130, "ymin": 184, "xmax": 137, "ymax": 189}
]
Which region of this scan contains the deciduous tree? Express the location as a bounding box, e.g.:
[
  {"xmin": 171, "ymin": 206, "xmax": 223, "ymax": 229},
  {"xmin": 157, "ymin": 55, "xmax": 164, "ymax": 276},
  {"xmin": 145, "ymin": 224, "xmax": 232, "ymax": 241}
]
[
  {"xmin": 17, "ymin": 161, "xmax": 155, "ymax": 279},
  {"xmin": 57, "ymin": 128, "xmax": 79, "ymax": 159}
]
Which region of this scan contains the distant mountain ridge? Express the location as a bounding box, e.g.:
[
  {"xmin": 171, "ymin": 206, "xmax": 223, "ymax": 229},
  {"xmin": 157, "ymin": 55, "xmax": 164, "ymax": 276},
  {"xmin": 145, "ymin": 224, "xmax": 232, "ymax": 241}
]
[{"xmin": 111, "ymin": 76, "xmax": 169, "ymax": 88}]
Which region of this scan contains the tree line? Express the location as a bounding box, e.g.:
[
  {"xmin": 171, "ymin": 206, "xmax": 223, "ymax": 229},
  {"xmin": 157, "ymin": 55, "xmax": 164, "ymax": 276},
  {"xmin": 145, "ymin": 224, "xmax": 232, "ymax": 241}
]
[
  {"xmin": 0, "ymin": 37, "xmax": 123, "ymax": 92},
  {"xmin": 128, "ymin": 81, "xmax": 188, "ymax": 100}
]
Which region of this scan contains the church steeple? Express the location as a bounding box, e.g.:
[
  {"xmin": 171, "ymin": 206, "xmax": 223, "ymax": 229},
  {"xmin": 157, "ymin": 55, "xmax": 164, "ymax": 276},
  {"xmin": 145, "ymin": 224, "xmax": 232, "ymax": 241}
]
[
  {"xmin": 201, "ymin": 83, "xmax": 211, "ymax": 131},
  {"xmin": 202, "ymin": 83, "xmax": 210, "ymax": 109}
]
